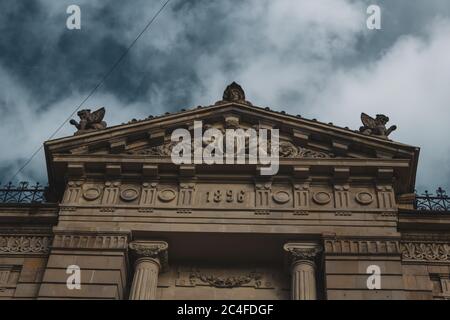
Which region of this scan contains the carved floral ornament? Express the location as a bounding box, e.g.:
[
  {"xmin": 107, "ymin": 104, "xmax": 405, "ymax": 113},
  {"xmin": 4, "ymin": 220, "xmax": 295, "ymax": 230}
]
[
  {"xmin": 0, "ymin": 236, "xmax": 50, "ymax": 254},
  {"xmin": 283, "ymin": 243, "xmax": 322, "ymax": 265},
  {"xmin": 401, "ymin": 242, "xmax": 450, "ymax": 262}
]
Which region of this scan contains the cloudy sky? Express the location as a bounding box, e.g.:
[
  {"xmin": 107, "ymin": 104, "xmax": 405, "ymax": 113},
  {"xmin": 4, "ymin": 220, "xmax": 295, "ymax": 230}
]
[{"xmin": 0, "ymin": 0, "xmax": 449, "ymax": 193}]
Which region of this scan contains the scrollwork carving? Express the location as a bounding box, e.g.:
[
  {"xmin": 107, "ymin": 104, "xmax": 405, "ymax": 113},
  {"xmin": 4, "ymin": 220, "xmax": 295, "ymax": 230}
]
[
  {"xmin": 283, "ymin": 243, "xmax": 322, "ymax": 265},
  {"xmin": 129, "ymin": 241, "xmax": 169, "ymax": 270},
  {"xmin": 275, "ymin": 141, "xmax": 332, "ymax": 158},
  {"xmin": 0, "ymin": 236, "xmax": 50, "ymax": 254},
  {"xmin": 401, "ymin": 242, "xmax": 450, "ymax": 262}
]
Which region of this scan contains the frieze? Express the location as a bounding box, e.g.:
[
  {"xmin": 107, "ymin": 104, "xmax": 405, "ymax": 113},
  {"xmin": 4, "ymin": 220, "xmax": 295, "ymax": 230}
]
[
  {"xmin": 174, "ymin": 267, "xmax": 279, "ymax": 289},
  {"xmin": 59, "ymin": 181, "xmax": 391, "ymax": 212},
  {"xmin": 324, "ymin": 239, "xmax": 400, "ymax": 255},
  {"xmin": 52, "ymin": 234, "xmax": 129, "ymax": 250},
  {"xmin": 401, "ymin": 242, "xmax": 450, "ymax": 262},
  {"xmin": 189, "ymin": 271, "xmax": 262, "ymax": 288},
  {"xmin": 0, "ymin": 236, "xmax": 51, "ymax": 255}
]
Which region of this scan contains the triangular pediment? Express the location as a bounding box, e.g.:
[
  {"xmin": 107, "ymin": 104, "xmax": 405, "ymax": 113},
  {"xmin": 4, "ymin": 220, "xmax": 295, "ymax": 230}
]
[
  {"xmin": 44, "ymin": 84, "xmax": 420, "ymax": 196},
  {"xmin": 46, "ymin": 102, "xmax": 417, "ymax": 161}
]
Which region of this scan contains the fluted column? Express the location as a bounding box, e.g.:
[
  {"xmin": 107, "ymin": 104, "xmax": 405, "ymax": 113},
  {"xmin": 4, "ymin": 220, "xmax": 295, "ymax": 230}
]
[
  {"xmin": 284, "ymin": 243, "xmax": 321, "ymax": 300},
  {"xmin": 128, "ymin": 241, "xmax": 168, "ymax": 300}
]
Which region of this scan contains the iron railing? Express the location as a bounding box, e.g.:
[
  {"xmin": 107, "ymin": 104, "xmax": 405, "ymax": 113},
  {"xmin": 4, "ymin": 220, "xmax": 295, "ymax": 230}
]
[
  {"xmin": 0, "ymin": 182, "xmax": 46, "ymax": 204},
  {"xmin": 414, "ymin": 188, "xmax": 450, "ymax": 212}
]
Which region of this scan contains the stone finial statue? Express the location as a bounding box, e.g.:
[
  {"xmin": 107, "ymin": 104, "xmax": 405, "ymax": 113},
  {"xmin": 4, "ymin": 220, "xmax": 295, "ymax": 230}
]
[
  {"xmin": 70, "ymin": 107, "xmax": 107, "ymax": 135},
  {"xmin": 359, "ymin": 113, "xmax": 397, "ymax": 139},
  {"xmin": 220, "ymin": 82, "xmax": 252, "ymax": 105}
]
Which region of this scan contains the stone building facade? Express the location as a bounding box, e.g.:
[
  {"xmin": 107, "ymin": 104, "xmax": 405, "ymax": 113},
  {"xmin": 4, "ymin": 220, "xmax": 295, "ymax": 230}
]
[{"xmin": 0, "ymin": 83, "xmax": 449, "ymax": 300}]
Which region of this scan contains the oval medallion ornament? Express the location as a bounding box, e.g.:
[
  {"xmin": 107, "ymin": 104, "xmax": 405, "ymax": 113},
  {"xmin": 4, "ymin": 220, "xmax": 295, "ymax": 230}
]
[
  {"xmin": 355, "ymin": 192, "xmax": 374, "ymax": 205},
  {"xmin": 83, "ymin": 187, "xmax": 101, "ymax": 201},
  {"xmin": 312, "ymin": 192, "xmax": 331, "ymax": 205},
  {"xmin": 272, "ymin": 191, "xmax": 291, "ymax": 204},
  {"xmin": 120, "ymin": 187, "xmax": 139, "ymax": 202},
  {"xmin": 158, "ymin": 189, "xmax": 176, "ymax": 202}
]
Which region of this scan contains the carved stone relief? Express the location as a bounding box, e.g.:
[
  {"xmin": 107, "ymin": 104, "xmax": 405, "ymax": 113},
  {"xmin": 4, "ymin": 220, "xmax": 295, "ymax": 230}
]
[
  {"xmin": 0, "ymin": 236, "xmax": 51, "ymax": 254},
  {"xmin": 325, "ymin": 239, "xmax": 400, "ymax": 255},
  {"xmin": 334, "ymin": 185, "xmax": 350, "ymax": 209},
  {"xmin": 140, "ymin": 182, "xmax": 158, "ymax": 206},
  {"xmin": 312, "ymin": 191, "xmax": 332, "ymax": 205},
  {"xmin": 63, "ymin": 181, "xmax": 83, "ymax": 204},
  {"xmin": 83, "ymin": 186, "xmax": 102, "ymax": 201},
  {"xmin": 178, "ymin": 183, "xmax": 195, "ymax": 206},
  {"xmin": 59, "ymin": 180, "xmax": 391, "ymax": 213},
  {"xmin": 196, "ymin": 184, "xmax": 251, "ymax": 208},
  {"xmin": 377, "ymin": 185, "xmax": 395, "ymax": 209},
  {"xmin": 52, "ymin": 234, "xmax": 128, "ymax": 250},
  {"xmin": 255, "ymin": 183, "xmax": 271, "ymax": 208},
  {"xmin": 401, "ymin": 242, "xmax": 450, "ymax": 262},
  {"xmin": 102, "ymin": 181, "xmax": 121, "ymax": 205},
  {"xmin": 355, "ymin": 191, "xmax": 374, "ymax": 205},
  {"xmin": 430, "ymin": 274, "xmax": 450, "ymax": 299},
  {"xmin": 120, "ymin": 187, "xmax": 140, "ymax": 202},
  {"xmin": 158, "ymin": 189, "xmax": 177, "ymax": 203},
  {"xmin": 0, "ymin": 265, "xmax": 20, "ymax": 295},
  {"xmin": 175, "ymin": 267, "xmax": 283, "ymax": 290},
  {"xmin": 293, "ymin": 184, "xmax": 309, "ymax": 209}
]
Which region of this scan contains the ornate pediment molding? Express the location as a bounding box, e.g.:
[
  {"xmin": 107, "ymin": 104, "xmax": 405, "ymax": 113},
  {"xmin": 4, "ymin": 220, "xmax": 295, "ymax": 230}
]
[
  {"xmin": 45, "ymin": 94, "xmax": 419, "ymax": 195},
  {"xmin": 126, "ymin": 139, "xmax": 334, "ymax": 159}
]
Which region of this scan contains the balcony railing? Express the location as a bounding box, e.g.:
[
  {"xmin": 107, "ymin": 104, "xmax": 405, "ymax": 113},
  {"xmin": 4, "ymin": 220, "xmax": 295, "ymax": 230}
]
[
  {"xmin": 414, "ymin": 188, "xmax": 450, "ymax": 212},
  {"xmin": 0, "ymin": 182, "xmax": 46, "ymax": 204}
]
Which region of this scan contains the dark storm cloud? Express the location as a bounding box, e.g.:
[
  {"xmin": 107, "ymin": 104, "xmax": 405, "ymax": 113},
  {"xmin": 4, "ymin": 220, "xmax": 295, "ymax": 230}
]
[{"xmin": 0, "ymin": 0, "xmax": 449, "ymax": 191}]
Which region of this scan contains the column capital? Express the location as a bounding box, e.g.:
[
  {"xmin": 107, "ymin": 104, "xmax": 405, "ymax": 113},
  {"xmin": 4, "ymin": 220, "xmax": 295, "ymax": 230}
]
[
  {"xmin": 129, "ymin": 241, "xmax": 168, "ymax": 271},
  {"xmin": 283, "ymin": 242, "xmax": 322, "ymax": 265}
]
